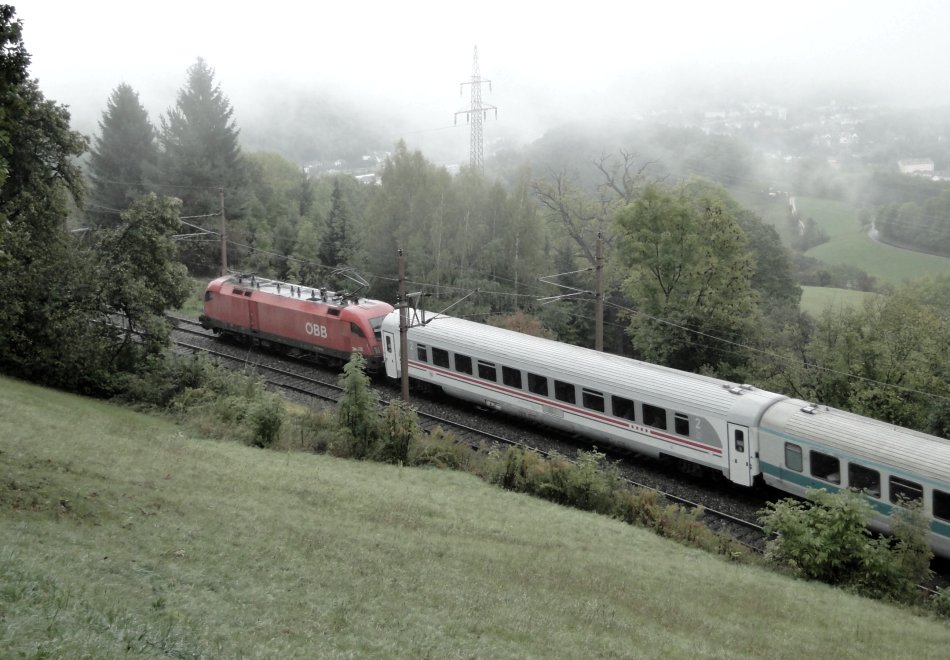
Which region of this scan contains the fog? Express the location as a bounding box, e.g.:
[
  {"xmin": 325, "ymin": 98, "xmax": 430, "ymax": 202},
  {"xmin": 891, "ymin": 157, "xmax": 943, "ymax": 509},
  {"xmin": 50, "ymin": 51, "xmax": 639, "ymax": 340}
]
[{"xmin": 15, "ymin": 0, "xmax": 950, "ymax": 164}]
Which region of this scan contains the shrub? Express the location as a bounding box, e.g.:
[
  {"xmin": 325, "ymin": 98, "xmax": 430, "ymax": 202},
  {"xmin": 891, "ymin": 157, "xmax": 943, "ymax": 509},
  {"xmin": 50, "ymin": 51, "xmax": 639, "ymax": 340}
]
[
  {"xmin": 932, "ymin": 588, "xmax": 950, "ymax": 618},
  {"xmin": 482, "ymin": 448, "xmax": 621, "ymax": 515},
  {"xmin": 481, "ymin": 446, "xmax": 549, "ymax": 494},
  {"xmin": 408, "ymin": 427, "xmax": 475, "ymax": 470},
  {"xmin": 247, "ymin": 394, "xmax": 284, "ymax": 448},
  {"xmin": 374, "ymin": 400, "xmax": 420, "ymax": 464},
  {"xmin": 278, "ymin": 408, "xmax": 339, "ymax": 453},
  {"xmin": 615, "ymin": 489, "xmax": 733, "ymax": 554},
  {"xmin": 334, "ymin": 352, "xmax": 379, "ymax": 458},
  {"xmin": 112, "ymin": 353, "xmax": 225, "ymax": 409},
  {"xmin": 759, "ymin": 488, "xmax": 932, "ymax": 599}
]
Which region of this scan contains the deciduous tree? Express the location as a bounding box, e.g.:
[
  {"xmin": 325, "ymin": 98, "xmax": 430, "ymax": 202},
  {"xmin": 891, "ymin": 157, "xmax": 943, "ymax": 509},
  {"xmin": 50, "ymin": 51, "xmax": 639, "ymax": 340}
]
[
  {"xmin": 0, "ymin": 6, "xmax": 106, "ymax": 390},
  {"xmin": 613, "ymin": 180, "xmax": 761, "ymax": 372},
  {"xmin": 94, "ymin": 193, "xmax": 191, "ymax": 367}
]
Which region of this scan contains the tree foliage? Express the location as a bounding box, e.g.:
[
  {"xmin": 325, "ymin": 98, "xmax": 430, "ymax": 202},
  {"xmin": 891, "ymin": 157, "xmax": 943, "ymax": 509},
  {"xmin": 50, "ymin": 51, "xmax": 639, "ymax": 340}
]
[
  {"xmin": 158, "ymin": 58, "xmax": 244, "ymax": 273},
  {"xmin": 760, "ymin": 488, "xmax": 932, "ymax": 599},
  {"xmin": 93, "ymin": 193, "xmax": 191, "ymax": 368},
  {"xmin": 805, "ymin": 291, "xmax": 950, "ymax": 436},
  {"xmin": 87, "ymin": 83, "xmax": 158, "ymax": 226},
  {"xmin": 333, "ymin": 352, "xmax": 379, "ymax": 458},
  {"xmin": 318, "ymin": 178, "xmax": 356, "ymax": 278},
  {"xmin": 0, "ymin": 6, "xmax": 105, "ymax": 390},
  {"xmin": 614, "ymin": 180, "xmax": 761, "ymax": 372}
]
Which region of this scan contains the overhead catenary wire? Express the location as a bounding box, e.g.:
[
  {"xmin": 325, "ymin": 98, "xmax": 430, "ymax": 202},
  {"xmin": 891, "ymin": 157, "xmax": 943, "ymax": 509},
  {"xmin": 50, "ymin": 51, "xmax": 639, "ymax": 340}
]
[{"xmin": 81, "ymin": 176, "xmax": 949, "ymax": 406}]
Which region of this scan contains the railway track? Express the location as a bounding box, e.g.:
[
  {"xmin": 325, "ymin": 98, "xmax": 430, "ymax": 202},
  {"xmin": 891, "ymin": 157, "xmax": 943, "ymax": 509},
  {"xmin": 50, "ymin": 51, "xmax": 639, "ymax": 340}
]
[{"xmin": 167, "ymin": 312, "xmax": 770, "ymax": 554}]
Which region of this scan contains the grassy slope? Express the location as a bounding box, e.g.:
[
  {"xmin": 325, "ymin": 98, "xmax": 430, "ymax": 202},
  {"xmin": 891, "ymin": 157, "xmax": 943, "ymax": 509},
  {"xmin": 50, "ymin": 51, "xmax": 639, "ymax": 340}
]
[
  {"xmin": 2, "ymin": 376, "xmax": 949, "ymax": 658},
  {"xmin": 797, "ymin": 197, "xmax": 950, "ymax": 287},
  {"xmin": 800, "ymin": 286, "xmax": 880, "ymax": 317}
]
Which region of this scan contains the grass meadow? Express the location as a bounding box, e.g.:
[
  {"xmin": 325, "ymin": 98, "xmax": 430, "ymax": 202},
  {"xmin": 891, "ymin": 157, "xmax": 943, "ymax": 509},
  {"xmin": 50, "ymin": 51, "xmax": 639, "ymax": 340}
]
[
  {"xmin": 3, "ymin": 375, "xmax": 950, "ymax": 658},
  {"xmin": 796, "ymin": 196, "xmax": 950, "ymax": 287},
  {"xmin": 799, "ymin": 286, "xmax": 880, "ymax": 317}
]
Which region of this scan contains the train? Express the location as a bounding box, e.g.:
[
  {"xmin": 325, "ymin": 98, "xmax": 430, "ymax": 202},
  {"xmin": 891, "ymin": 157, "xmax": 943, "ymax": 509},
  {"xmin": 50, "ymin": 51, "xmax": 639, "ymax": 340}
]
[
  {"xmin": 199, "ymin": 274, "xmax": 394, "ymax": 372},
  {"xmin": 200, "ymin": 275, "xmax": 950, "ymax": 558}
]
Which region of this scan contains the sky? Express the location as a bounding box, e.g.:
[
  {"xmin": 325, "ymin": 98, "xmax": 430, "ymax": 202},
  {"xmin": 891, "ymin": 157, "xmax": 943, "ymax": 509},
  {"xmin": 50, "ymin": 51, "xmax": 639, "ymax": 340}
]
[{"xmin": 13, "ymin": 0, "xmax": 950, "ymax": 155}]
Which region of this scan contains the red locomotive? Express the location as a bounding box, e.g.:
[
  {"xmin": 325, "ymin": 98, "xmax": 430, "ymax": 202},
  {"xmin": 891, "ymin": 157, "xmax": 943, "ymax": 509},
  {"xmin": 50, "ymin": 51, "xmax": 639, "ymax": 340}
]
[{"xmin": 200, "ymin": 274, "xmax": 394, "ymax": 371}]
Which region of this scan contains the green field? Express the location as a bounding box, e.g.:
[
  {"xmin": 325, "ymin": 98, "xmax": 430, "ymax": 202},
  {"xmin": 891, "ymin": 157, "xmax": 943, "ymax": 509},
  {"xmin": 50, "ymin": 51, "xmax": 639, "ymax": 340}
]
[
  {"xmin": 3, "ymin": 376, "xmax": 950, "ymax": 657},
  {"xmin": 800, "ymin": 286, "xmax": 880, "ymax": 316},
  {"xmin": 796, "ymin": 196, "xmax": 950, "ymax": 287}
]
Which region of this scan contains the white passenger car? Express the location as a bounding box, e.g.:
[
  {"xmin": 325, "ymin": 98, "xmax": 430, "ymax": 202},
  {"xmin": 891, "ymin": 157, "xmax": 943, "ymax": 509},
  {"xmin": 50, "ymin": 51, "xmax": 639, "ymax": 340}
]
[
  {"xmin": 381, "ymin": 311, "xmax": 786, "ymax": 487},
  {"xmin": 380, "ymin": 310, "xmax": 950, "ymax": 558}
]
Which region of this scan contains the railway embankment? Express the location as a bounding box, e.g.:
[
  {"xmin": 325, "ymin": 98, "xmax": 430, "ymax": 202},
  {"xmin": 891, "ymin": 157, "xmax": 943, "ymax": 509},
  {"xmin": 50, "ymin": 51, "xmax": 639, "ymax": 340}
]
[{"xmin": 3, "ymin": 375, "xmax": 950, "ymax": 657}]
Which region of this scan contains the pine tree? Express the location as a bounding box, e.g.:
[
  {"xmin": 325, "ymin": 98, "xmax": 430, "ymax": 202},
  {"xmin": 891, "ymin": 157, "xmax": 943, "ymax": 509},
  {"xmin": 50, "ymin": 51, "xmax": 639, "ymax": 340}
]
[
  {"xmin": 318, "ymin": 178, "xmax": 355, "ymax": 275},
  {"xmin": 158, "ymin": 58, "xmax": 244, "ymax": 273},
  {"xmin": 87, "ymin": 83, "xmax": 158, "ymax": 227}
]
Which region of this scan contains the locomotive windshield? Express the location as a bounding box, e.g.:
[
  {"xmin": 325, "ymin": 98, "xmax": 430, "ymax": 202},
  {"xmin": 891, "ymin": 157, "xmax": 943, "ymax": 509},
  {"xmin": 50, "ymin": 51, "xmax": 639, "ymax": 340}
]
[{"xmin": 369, "ymin": 315, "xmax": 387, "ymax": 342}]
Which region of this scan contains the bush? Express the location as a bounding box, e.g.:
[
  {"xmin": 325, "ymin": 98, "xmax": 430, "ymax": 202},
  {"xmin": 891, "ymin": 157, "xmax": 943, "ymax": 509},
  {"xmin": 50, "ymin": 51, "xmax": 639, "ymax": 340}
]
[
  {"xmin": 247, "ymin": 394, "xmax": 284, "ymax": 448},
  {"xmin": 277, "ymin": 408, "xmax": 339, "ymax": 453},
  {"xmin": 334, "ymin": 353, "xmax": 379, "ymax": 459},
  {"xmin": 408, "ymin": 427, "xmax": 475, "ymax": 470},
  {"xmin": 374, "ymin": 400, "xmax": 420, "ymax": 464},
  {"xmin": 111, "ymin": 353, "xmax": 225, "ymax": 409},
  {"xmin": 759, "ymin": 488, "xmax": 932, "ymax": 599},
  {"xmin": 481, "ymin": 446, "xmax": 550, "ymax": 494},
  {"xmin": 615, "ymin": 489, "xmax": 735, "ymax": 555},
  {"xmin": 932, "ymin": 588, "xmax": 950, "ymax": 618},
  {"xmin": 482, "ymin": 448, "xmax": 621, "ymax": 515}
]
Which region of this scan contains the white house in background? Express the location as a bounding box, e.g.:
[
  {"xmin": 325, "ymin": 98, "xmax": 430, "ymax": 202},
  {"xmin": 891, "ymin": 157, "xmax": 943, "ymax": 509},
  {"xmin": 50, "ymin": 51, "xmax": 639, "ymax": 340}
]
[{"xmin": 898, "ymin": 158, "xmax": 935, "ymax": 175}]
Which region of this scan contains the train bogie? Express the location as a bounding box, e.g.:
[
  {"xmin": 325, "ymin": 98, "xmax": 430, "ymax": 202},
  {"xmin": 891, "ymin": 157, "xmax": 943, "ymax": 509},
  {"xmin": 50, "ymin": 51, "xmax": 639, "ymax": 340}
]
[{"xmin": 200, "ymin": 275, "xmax": 394, "ymax": 371}]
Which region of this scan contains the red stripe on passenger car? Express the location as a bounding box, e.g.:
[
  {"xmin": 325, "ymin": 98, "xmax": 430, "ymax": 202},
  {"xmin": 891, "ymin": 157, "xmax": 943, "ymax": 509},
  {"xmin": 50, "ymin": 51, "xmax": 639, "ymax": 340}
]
[{"xmin": 408, "ymin": 359, "xmax": 722, "ymax": 456}]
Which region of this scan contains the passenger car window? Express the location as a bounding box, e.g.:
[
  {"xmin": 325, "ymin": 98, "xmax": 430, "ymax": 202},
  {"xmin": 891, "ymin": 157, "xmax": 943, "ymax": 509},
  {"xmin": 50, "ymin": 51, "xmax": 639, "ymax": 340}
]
[
  {"xmin": 848, "ymin": 463, "xmax": 881, "ymax": 498},
  {"xmin": 810, "ymin": 451, "xmax": 840, "ymax": 484},
  {"xmin": 454, "ymin": 354, "xmax": 472, "ymax": 375},
  {"xmin": 611, "ymin": 396, "xmax": 636, "ymax": 422},
  {"xmin": 527, "ymin": 373, "xmax": 548, "ymax": 396},
  {"xmin": 784, "ymin": 443, "xmax": 803, "ymax": 472},
  {"xmin": 642, "ymin": 404, "xmax": 667, "ymax": 430},
  {"xmin": 554, "ymin": 380, "xmax": 576, "ymax": 404},
  {"xmin": 582, "ymin": 389, "xmax": 604, "ymax": 412},
  {"xmin": 432, "ymin": 348, "xmax": 449, "ymax": 368},
  {"xmin": 416, "ymin": 345, "xmax": 427, "ymax": 362},
  {"xmin": 889, "ymin": 476, "xmax": 923, "ymax": 504},
  {"xmin": 502, "ymin": 366, "xmax": 522, "ymax": 389},
  {"xmin": 674, "ymin": 413, "xmax": 690, "ymax": 436},
  {"xmin": 934, "ymin": 490, "xmax": 950, "ymax": 522},
  {"xmin": 477, "ymin": 360, "xmax": 497, "ymax": 382}
]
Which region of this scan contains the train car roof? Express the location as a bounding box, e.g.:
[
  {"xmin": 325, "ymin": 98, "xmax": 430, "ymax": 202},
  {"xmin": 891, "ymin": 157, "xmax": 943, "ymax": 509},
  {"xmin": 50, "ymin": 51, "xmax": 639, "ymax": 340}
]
[
  {"xmin": 211, "ymin": 275, "xmax": 392, "ymax": 315},
  {"xmin": 763, "ymin": 398, "xmax": 950, "ymax": 486},
  {"xmin": 402, "ymin": 312, "xmax": 785, "ymax": 422}
]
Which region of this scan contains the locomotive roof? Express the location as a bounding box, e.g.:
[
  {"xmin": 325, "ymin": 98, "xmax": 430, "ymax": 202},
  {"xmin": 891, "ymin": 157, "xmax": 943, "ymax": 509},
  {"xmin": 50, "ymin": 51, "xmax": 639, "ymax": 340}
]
[
  {"xmin": 215, "ymin": 275, "xmax": 390, "ymax": 311},
  {"xmin": 404, "ymin": 312, "xmax": 784, "ymax": 422},
  {"xmin": 763, "ymin": 399, "xmax": 950, "ymax": 486}
]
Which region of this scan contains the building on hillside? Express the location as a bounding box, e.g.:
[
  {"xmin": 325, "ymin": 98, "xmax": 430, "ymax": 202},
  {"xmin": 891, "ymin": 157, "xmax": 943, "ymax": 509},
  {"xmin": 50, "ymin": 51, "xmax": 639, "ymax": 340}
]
[{"xmin": 898, "ymin": 158, "xmax": 935, "ymax": 176}]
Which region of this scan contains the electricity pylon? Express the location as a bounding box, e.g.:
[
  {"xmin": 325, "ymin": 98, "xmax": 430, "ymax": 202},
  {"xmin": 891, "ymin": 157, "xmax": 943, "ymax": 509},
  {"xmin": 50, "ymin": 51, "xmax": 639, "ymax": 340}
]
[{"xmin": 454, "ymin": 46, "xmax": 497, "ymax": 172}]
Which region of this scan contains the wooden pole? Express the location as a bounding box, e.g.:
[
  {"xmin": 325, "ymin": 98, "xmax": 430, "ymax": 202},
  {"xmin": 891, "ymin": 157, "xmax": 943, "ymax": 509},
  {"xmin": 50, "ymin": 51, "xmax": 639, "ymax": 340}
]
[
  {"xmin": 595, "ymin": 231, "xmax": 604, "ymax": 352},
  {"xmin": 398, "ymin": 249, "xmax": 409, "ymax": 402},
  {"xmin": 219, "ymin": 188, "xmax": 228, "ymax": 276}
]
